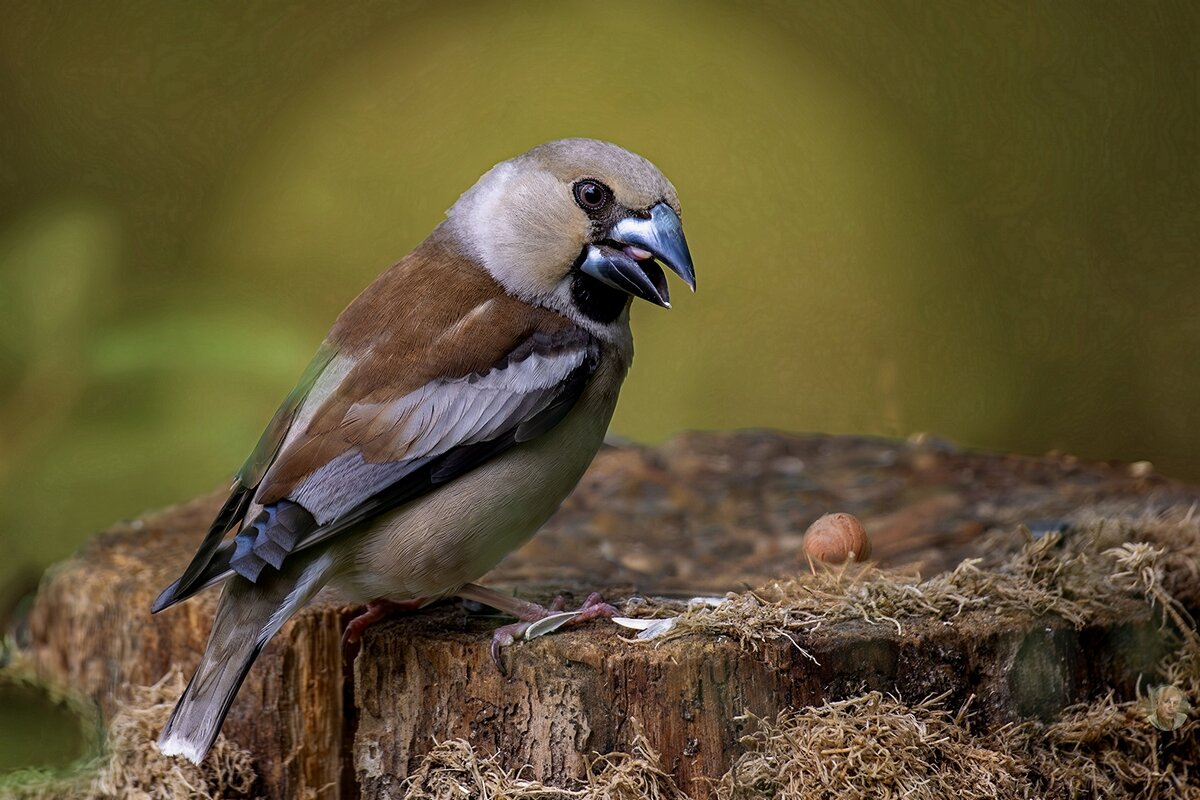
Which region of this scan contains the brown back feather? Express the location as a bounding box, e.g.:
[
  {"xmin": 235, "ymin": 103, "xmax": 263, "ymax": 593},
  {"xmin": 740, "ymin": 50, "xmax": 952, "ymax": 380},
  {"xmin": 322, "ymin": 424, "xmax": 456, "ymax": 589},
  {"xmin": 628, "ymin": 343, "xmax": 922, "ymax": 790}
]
[{"xmin": 257, "ymin": 231, "xmax": 575, "ymax": 504}]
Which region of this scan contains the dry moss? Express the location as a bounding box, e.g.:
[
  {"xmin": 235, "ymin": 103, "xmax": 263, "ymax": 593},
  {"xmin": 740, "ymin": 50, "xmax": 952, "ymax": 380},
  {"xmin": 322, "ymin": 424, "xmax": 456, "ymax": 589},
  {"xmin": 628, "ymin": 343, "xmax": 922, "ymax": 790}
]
[
  {"xmin": 715, "ymin": 630, "xmax": 1199, "ymax": 800},
  {"xmin": 716, "ymin": 693, "xmax": 1031, "ymax": 800},
  {"xmin": 401, "ymin": 727, "xmax": 684, "ymax": 800},
  {"xmin": 717, "ymin": 608, "xmax": 1199, "ymax": 800},
  {"xmin": 714, "ymin": 669, "xmax": 1199, "ymax": 800},
  {"xmin": 620, "ymin": 511, "xmax": 1198, "ymax": 654},
  {"xmin": 0, "ymin": 670, "xmax": 259, "ymax": 800},
  {"xmin": 1015, "ymin": 532, "xmax": 1200, "ymax": 799}
]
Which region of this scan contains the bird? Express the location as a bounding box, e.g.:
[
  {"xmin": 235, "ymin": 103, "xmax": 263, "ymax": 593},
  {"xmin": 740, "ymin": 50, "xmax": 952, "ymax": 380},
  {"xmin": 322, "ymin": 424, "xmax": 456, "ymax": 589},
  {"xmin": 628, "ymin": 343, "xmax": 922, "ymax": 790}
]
[{"xmin": 150, "ymin": 138, "xmax": 695, "ymax": 764}]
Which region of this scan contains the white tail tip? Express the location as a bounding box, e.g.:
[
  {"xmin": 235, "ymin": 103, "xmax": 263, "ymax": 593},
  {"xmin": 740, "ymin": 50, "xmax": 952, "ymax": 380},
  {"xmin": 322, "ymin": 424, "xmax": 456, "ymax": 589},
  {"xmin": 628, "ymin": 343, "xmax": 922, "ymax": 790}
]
[{"xmin": 157, "ymin": 732, "xmax": 207, "ymax": 765}]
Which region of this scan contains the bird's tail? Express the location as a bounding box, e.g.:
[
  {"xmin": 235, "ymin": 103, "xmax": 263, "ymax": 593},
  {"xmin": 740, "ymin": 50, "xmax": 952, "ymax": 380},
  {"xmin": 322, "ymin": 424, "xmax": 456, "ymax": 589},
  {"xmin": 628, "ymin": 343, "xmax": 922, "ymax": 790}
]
[{"xmin": 157, "ymin": 553, "xmax": 333, "ymax": 764}]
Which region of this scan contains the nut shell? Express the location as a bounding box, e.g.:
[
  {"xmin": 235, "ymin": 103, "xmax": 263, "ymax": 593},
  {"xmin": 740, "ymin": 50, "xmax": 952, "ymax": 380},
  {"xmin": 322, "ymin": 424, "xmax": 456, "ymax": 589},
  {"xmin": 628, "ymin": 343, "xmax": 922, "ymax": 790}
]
[{"xmin": 803, "ymin": 512, "xmax": 871, "ymax": 565}]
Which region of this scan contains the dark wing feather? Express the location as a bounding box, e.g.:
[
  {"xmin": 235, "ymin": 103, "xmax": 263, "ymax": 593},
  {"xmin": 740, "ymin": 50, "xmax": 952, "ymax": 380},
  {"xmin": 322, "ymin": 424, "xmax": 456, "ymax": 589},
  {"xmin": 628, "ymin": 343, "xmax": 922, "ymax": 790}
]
[
  {"xmin": 162, "ymin": 326, "xmax": 598, "ymax": 591},
  {"xmin": 151, "ymin": 540, "xmax": 237, "ymax": 613},
  {"xmin": 288, "ymin": 342, "xmax": 597, "ymax": 558}
]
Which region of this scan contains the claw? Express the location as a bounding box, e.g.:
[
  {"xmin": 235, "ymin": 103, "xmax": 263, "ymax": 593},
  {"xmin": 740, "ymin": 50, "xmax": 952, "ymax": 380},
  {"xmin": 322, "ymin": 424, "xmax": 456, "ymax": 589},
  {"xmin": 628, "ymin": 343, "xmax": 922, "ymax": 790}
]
[
  {"xmin": 470, "ymin": 587, "xmax": 620, "ymax": 674},
  {"xmin": 490, "ymin": 623, "xmax": 524, "ymax": 675}
]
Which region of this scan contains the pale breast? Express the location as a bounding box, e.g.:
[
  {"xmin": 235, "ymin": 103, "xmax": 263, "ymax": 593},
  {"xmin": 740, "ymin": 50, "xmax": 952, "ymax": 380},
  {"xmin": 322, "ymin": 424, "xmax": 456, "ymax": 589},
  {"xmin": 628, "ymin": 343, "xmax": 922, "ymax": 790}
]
[{"xmin": 330, "ymin": 354, "xmax": 626, "ymax": 602}]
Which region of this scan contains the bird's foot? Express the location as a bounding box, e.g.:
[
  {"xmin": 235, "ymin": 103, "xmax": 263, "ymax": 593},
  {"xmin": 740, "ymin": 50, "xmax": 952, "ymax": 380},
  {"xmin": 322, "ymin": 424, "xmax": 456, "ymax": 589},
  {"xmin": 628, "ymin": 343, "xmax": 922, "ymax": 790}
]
[
  {"xmin": 342, "ymin": 597, "xmax": 428, "ymax": 662},
  {"xmin": 456, "ymin": 584, "xmax": 617, "ymax": 673}
]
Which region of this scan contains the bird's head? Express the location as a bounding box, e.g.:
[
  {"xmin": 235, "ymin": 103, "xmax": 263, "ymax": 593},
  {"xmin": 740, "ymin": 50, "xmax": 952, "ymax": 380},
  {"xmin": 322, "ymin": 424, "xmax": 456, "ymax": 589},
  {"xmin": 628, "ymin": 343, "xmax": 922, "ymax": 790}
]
[{"xmin": 447, "ymin": 138, "xmax": 695, "ymax": 323}]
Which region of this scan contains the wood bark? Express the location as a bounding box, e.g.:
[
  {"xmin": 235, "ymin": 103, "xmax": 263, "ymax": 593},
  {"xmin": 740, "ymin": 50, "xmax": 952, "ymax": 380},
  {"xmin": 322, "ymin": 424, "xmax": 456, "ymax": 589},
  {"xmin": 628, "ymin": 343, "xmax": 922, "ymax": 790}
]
[{"xmin": 22, "ymin": 432, "xmax": 1200, "ymax": 798}]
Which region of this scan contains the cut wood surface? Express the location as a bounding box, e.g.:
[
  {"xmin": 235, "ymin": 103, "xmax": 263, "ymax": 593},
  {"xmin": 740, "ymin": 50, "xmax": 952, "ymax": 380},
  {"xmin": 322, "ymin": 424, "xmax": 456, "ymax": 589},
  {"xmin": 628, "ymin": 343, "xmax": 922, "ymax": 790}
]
[{"xmin": 23, "ymin": 432, "xmax": 1200, "ymax": 798}]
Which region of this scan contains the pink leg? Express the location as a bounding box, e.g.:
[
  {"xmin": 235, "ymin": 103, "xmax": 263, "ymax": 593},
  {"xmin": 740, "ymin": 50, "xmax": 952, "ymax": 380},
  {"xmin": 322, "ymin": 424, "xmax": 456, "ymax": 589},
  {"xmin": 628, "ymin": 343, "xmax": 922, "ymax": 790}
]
[
  {"xmin": 342, "ymin": 597, "xmax": 429, "ymax": 657},
  {"xmin": 456, "ymin": 583, "xmax": 618, "ymax": 672}
]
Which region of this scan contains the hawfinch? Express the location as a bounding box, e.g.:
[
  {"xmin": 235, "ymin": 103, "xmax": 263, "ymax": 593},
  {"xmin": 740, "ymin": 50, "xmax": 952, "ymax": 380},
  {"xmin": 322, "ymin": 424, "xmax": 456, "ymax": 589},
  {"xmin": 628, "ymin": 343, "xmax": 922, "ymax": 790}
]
[{"xmin": 152, "ymin": 138, "xmax": 695, "ymax": 764}]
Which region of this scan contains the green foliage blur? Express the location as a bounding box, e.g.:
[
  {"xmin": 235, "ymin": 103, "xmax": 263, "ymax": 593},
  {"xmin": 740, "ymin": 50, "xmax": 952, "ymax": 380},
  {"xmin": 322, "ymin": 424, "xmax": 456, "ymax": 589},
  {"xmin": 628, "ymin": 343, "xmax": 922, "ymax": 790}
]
[{"xmin": 1, "ymin": 0, "xmax": 1198, "ymax": 609}]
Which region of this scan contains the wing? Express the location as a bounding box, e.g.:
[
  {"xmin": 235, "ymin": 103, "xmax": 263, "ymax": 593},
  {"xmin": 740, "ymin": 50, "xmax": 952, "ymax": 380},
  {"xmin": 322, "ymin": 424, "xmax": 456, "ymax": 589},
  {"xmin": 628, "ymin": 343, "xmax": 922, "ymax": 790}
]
[
  {"xmin": 224, "ymin": 324, "xmax": 599, "ymax": 581},
  {"xmin": 154, "ymin": 242, "xmax": 600, "ymax": 612}
]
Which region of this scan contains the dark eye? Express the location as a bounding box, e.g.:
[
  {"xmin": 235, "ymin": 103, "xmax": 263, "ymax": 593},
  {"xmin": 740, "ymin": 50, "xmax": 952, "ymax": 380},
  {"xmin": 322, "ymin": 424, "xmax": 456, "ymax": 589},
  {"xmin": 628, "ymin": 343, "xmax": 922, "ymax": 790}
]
[{"xmin": 573, "ymin": 180, "xmax": 609, "ymax": 211}]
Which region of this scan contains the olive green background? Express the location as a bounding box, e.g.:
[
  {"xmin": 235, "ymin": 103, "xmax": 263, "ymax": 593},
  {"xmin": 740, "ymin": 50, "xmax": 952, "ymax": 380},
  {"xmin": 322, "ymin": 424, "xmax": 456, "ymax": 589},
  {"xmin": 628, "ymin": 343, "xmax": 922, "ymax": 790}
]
[{"xmin": 0, "ymin": 0, "xmax": 1197, "ymax": 769}]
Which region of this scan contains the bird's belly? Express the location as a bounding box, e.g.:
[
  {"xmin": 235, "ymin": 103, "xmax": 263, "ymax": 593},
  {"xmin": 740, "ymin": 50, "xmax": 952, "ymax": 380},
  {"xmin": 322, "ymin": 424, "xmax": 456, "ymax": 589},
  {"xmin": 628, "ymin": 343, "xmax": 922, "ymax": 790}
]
[{"xmin": 333, "ymin": 378, "xmax": 618, "ymax": 601}]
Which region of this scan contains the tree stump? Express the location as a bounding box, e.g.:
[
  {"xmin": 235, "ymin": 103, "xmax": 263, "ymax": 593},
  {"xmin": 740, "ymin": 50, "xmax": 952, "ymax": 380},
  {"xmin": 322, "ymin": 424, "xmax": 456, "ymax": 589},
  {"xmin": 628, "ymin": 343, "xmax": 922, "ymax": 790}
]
[{"xmin": 21, "ymin": 432, "xmax": 1200, "ymax": 798}]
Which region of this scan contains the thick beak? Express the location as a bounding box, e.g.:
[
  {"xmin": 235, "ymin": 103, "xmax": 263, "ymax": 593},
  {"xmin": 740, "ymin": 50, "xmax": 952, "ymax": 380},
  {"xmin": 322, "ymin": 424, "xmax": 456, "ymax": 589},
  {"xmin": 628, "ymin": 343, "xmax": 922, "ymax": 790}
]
[{"xmin": 579, "ymin": 202, "xmax": 696, "ymax": 308}]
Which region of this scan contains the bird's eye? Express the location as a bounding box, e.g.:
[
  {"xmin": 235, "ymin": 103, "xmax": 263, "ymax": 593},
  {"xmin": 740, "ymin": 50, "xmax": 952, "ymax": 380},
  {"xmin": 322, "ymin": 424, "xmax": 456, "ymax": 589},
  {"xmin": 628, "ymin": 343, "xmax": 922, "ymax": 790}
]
[{"xmin": 573, "ymin": 180, "xmax": 610, "ymax": 212}]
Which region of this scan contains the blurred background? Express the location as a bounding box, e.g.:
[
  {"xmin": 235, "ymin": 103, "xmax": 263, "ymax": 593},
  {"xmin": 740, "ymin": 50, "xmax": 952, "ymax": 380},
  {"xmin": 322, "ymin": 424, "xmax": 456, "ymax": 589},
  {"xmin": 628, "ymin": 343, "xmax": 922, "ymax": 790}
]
[{"xmin": 0, "ymin": 0, "xmax": 1197, "ymax": 738}]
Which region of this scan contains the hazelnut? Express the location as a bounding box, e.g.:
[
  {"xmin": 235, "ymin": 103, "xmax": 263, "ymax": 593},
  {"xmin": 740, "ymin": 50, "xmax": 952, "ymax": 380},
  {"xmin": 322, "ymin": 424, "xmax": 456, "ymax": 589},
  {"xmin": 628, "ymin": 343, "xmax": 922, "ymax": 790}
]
[{"xmin": 804, "ymin": 512, "xmax": 871, "ymax": 565}]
